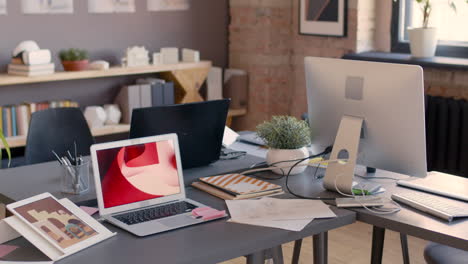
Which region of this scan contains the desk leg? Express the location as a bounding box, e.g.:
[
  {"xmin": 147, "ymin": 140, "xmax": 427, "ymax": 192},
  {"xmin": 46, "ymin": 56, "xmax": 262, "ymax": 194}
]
[
  {"xmin": 400, "ymin": 233, "xmax": 410, "ymax": 264},
  {"xmin": 246, "ymin": 251, "xmax": 265, "ymax": 264},
  {"xmin": 270, "ymin": 245, "xmax": 284, "ymax": 264},
  {"xmin": 292, "ymin": 239, "xmax": 303, "ymax": 264},
  {"xmin": 313, "ymin": 232, "xmax": 328, "ymax": 264},
  {"xmin": 371, "ymin": 226, "xmax": 385, "ymax": 264}
]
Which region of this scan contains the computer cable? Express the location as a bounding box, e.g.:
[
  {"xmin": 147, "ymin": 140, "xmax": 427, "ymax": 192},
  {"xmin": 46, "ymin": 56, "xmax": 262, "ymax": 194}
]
[{"xmin": 333, "ymin": 173, "xmax": 401, "ymax": 215}]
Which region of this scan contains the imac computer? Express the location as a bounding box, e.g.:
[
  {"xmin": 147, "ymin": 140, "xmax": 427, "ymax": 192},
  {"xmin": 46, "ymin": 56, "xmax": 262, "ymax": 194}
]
[{"xmin": 305, "ymin": 57, "xmax": 427, "ymax": 194}]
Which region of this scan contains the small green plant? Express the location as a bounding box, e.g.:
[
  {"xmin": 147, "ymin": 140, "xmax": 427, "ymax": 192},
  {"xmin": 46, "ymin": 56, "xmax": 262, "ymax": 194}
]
[
  {"xmin": 413, "ymin": 0, "xmax": 467, "ymax": 28},
  {"xmin": 59, "ymin": 48, "xmax": 88, "ymax": 61},
  {"xmin": 0, "ymin": 130, "xmax": 11, "ymax": 168},
  {"xmin": 256, "ymin": 115, "xmax": 311, "ymax": 150}
]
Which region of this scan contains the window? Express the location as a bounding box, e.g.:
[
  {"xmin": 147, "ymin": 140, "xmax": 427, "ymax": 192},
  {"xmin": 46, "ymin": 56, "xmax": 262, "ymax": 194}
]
[{"xmin": 391, "ymin": 0, "xmax": 468, "ymax": 58}]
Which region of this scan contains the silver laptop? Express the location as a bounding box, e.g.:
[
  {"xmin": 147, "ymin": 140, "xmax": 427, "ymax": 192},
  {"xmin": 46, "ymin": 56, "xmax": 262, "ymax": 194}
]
[
  {"xmin": 397, "ymin": 171, "xmax": 468, "ymax": 202},
  {"xmin": 91, "ymin": 133, "xmax": 225, "ymax": 237}
]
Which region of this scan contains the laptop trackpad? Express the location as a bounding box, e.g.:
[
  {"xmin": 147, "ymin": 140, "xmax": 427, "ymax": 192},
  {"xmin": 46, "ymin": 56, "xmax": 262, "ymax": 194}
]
[{"xmin": 159, "ymin": 215, "xmax": 196, "ymax": 227}]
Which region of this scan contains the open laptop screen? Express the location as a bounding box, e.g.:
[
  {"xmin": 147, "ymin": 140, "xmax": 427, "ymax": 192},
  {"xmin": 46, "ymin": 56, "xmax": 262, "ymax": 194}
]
[{"xmin": 96, "ymin": 140, "xmax": 181, "ymax": 208}]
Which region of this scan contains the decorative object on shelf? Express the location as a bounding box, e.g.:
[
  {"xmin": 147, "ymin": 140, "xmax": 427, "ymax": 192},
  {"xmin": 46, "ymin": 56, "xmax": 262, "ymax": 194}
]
[
  {"xmin": 84, "ymin": 106, "xmax": 107, "ymax": 128},
  {"xmin": 122, "ymin": 46, "xmax": 150, "ymax": 67},
  {"xmin": 0, "ymin": 0, "xmax": 6, "ymax": 15},
  {"xmin": 89, "ymin": 60, "xmax": 110, "ymax": 70},
  {"xmin": 59, "ymin": 48, "xmax": 89, "ymax": 71},
  {"xmin": 207, "ymin": 67, "xmax": 223, "ymax": 100},
  {"xmin": 182, "ymin": 48, "xmax": 200, "ymax": 63},
  {"xmin": 9, "ymin": 41, "xmax": 54, "ymax": 76},
  {"xmin": 88, "ymin": 0, "xmax": 135, "ymax": 13},
  {"xmin": 152, "ymin": 52, "xmax": 162, "ymax": 65},
  {"xmin": 299, "ymin": 0, "xmax": 347, "ymax": 37},
  {"xmin": 103, "ymin": 104, "xmax": 121, "ymax": 125},
  {"xmin": 160, "ymin": 47, "xmax": 179, "ymax": 64},
  {"xmin": 147, "ymin": 0, "xmax": 190, "ymax": 11},
  {"xmin": 406, "ymin": 0, "xmax": 467, "ymax": 58},
  {"xmin": 21, "ymin": 0, "xmax": 74, "ymax": 14},
  {"xmin": 256, "ymin": 116, "xmax": 312, "ymax": 175}
]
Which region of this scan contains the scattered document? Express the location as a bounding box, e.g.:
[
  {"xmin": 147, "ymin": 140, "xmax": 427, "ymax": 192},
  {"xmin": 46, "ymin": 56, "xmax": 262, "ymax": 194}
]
[
  {"xmin": 0, "ymin": 0, "xmax": 6, "ymax": 15},
  {"xmin": 147, "ymin": 0, "xmax": 190, "ymax": 11},
  {"xmin": 21, "ymin": 0, "xmax": 73, "ymax": 14},
  {"xmin": 226, "ymin": 197, "xmax": 336, "ymax": 231},
  {"xmin": 79, "ymin": 206, "xmax": 99, "ymax": 216}
]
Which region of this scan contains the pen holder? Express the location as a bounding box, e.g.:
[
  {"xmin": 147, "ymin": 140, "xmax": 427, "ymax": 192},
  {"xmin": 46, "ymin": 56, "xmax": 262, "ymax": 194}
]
[{"xmin": 61, "ymin": 161, "xmax": 90, "ymax": 195}]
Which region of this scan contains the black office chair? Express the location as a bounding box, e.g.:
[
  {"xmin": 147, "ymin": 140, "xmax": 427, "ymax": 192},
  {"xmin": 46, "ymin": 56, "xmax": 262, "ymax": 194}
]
[
  {"xmin": 424, "ymin": 243, "xmax": 468, "ymax": 264},
  {"xmin": 25, "ymin": 108, "xmax": 95, "ymax": 165}
]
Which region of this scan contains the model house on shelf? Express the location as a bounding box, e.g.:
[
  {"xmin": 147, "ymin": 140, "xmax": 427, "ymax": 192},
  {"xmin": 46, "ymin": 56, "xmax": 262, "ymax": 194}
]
[{"xmin": 122, "ymin": 46, "xmax": 150, "ymax": 67}]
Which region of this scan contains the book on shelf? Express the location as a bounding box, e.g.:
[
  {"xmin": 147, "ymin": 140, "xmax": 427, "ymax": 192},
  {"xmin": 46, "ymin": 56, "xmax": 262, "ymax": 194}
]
[
  {"xmin": 1, "ymin": 192, "xmax": 116, "ymax": 261},
  {"xmin": 192, "ymin": 173, "xmax": 283, "ymax": 200},
  {"xmin": 7, "ymin": 63, "xmax": 55, "ymax": 77},
  {"xmin": 0, "ymin": 100, "xmax": 78, "ymax": 139}
]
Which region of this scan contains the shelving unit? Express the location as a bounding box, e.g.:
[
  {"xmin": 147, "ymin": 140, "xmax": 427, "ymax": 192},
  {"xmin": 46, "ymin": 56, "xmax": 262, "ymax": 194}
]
[
  {"xmin": 0, "ymin": 61, "xmax": 248, "ymax": 150},
  {"xmin": 0, "ymin": 109, "xmax": 247, "ymax": 150},
  {"xmin": 0, "ymin": 61, "xmax": 212, "ymax": 86}
]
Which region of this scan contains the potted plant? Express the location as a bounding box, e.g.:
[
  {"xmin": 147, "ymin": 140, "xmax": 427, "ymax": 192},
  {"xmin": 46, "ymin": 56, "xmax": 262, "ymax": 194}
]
[
  {"xmin": 407, "ymin": 0, "xmax": 465, "ymax": 58},
  {"xmin": 0, "ymin": 130, "xmax": 11, "ymax": 168},
  {"xmin": 59, "ymin": 48, "xmax": 89, "ymax": 71},
  {"xmin": 256, "ymin": 116, "xmax": 311, "ymax": 175}
]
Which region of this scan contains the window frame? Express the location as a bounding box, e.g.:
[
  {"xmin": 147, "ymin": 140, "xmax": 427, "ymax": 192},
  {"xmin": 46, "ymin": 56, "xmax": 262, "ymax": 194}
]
[{"xmin": 391, "ymin": 0, "xmax": 468, "ymax": 58}]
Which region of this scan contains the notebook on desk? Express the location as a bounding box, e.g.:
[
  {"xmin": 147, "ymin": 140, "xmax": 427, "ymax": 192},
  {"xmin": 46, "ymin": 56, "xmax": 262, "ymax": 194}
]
[{"xmin": 397, "ymin": 171, "xmax": 468, "ymax": 202}]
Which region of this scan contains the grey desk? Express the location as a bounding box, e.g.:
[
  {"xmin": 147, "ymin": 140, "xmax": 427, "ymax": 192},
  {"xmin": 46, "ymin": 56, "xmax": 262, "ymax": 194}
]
[
  {"xmin": 276, "ymin": 165, "xmax": 468, "ymax": 264},
  {"xmin": 0, "ymin": 157, "xmax": 355, "ymax": 264},
  {"xmin": 350, "ymin": 167, "xmax": 468, "ymax": 264}
]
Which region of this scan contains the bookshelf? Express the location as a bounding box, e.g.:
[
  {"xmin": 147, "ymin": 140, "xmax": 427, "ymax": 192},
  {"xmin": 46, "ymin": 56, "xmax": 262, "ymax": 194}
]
[{"xmin": 0, "ymin": 108, "xmax": 247, "ymax": 150}]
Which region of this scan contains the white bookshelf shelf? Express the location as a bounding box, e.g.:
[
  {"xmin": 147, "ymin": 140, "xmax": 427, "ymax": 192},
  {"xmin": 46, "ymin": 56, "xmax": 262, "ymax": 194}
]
[{"xmin": 0, "ymin": 61, "xmax": 212, "ymax": 86}]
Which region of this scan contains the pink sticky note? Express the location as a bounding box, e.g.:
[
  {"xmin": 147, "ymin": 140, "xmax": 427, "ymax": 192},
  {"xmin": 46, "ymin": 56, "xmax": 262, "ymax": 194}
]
[
  {"xmin": 80, "ymin": 206, "xmax": 99, "ymax": 216},
  {"xmin": 192, "ymin": 207, "xmax": 211, "ymax": 217},
  {"xmin": 0, "ymin": 245, "xmax": 18, "ymax": 258},
  {"xmin": 201, "ymin": 210, "xmax": 226, "ymax": 221}
]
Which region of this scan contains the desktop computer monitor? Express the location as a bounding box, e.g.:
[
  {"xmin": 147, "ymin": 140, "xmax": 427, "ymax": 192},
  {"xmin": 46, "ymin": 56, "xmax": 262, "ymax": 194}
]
[{"xmin": 305, "ymin": 57, "xmax": 427, "ymax": 194}]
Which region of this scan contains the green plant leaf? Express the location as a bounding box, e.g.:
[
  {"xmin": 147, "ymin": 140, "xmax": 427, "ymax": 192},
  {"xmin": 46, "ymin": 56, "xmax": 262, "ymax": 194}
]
[
  {"xmin": 0, "ymin": 130, "xmax": 11, "ymax": 168},
  {"xmin": 256, "ymin": 116, "xmax": 311, "ymax": 149}
]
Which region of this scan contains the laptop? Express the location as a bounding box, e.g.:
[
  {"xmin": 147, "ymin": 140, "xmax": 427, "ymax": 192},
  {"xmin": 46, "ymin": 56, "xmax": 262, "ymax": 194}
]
[
  {"xmin": 90, "ymin": 134, "xmax": 226, "ymax": 237},
  {"xmin": 397, "ymin": 171, "xmax": 468, "ymax": 202},
  {"xmin": 130, "ymin": 99, "xmax": 230, "ymax": 169}
]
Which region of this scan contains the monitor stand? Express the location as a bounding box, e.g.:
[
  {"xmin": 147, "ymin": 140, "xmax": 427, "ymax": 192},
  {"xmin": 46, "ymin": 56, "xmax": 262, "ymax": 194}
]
[{"xmin": 323, "ymin": 115, "xmax": 363, "ymax": 194}]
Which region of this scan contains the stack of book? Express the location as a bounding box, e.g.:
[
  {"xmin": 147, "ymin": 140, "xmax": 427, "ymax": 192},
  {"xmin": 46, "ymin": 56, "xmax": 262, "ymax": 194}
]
[
  {"xmin": 8, "ymin": 52, "xmax": 55, "ymax": 76},
  {"xmin": 115, "ymin": 78, "xmax": 175, "ymax": 123},
  {"xmin": 191, "ymin": 173, "xmax": 283, "ymax": 200},
  {"xmin": 0, "ymin": 100, "xmax": 78, "ymax": 137}
]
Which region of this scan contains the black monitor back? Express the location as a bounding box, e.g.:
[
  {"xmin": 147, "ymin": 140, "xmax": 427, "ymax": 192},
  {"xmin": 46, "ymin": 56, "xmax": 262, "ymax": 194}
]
[{"xmin": 130, "ymin": 99, "xmax": 230, "ymax": 169}]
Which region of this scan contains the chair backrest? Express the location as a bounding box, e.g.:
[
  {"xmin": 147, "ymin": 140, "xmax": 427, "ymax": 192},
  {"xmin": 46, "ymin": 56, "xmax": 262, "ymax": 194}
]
[
  {"xmin": 25, "ymin": 108, "xmax": 95, "ymax": 165},
  {"xmin": 129, "ymin": 99, "xmax": 230, "ymax": 169}
]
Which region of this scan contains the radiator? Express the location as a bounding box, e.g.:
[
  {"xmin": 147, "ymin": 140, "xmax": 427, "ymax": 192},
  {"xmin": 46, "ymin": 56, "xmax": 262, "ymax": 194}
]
[{"xmin": 426, "ymin": 95, "xmax": 468, "ymax": 177}]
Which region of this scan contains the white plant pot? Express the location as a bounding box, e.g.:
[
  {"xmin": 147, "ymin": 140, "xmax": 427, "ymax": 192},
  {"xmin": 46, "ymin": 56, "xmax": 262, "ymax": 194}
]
[
  {"xmin": 266, "ymin": 147, "xmax": 309, "ymax": 175},
  {"xmin": 408, "ymin": 27, "xmax": 437, "ymax": 58}
]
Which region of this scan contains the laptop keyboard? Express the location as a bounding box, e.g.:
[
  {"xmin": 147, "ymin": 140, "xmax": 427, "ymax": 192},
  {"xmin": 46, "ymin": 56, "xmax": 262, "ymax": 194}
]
[{"xmin": 114, "ymin": 201, "xmax": 197, "ymax": 225}]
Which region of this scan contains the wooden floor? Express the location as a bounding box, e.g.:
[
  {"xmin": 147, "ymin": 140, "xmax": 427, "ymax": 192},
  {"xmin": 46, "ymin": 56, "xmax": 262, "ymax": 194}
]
[{"xmin": 220, "ymin": 222, "xmax": 428, "ymax": 264}]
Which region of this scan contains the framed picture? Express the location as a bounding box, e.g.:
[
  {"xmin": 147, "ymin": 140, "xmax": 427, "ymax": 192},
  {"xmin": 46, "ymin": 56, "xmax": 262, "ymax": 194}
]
[{"xmin": 299, "ymin": 0, "xmax": 347, "ymax": 37}]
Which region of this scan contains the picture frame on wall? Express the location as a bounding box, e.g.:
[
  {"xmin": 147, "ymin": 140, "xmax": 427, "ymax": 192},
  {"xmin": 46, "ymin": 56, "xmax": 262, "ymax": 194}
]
[{"xmin": 299, "ymin": 0, "xmax": 347, "ymax": 37}]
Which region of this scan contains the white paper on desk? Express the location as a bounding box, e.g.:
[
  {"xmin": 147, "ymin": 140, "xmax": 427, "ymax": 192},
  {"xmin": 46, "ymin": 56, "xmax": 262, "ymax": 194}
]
[
  {"xmin": 226, "ymin": 197, "xmax": 336, "ymax": 221},
  {"xmin": 228, "ymin": 218, "xmax": 314, "ymax": 232},
  {"xmin": 226, "ymin": 197, "xmax": 336, "ymax": 231}
]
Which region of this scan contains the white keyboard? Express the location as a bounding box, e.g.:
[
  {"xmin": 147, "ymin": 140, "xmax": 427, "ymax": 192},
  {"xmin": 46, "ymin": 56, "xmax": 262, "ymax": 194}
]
[{"xmin": 392, "ymin": 191, "xmax": 468, "ymax": 222}]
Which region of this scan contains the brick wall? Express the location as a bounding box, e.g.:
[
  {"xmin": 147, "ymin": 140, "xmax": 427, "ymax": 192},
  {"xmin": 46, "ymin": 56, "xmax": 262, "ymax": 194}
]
[{"xmin": 229, "ymin": 0, "xmax": 468, "ymax": 130}]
